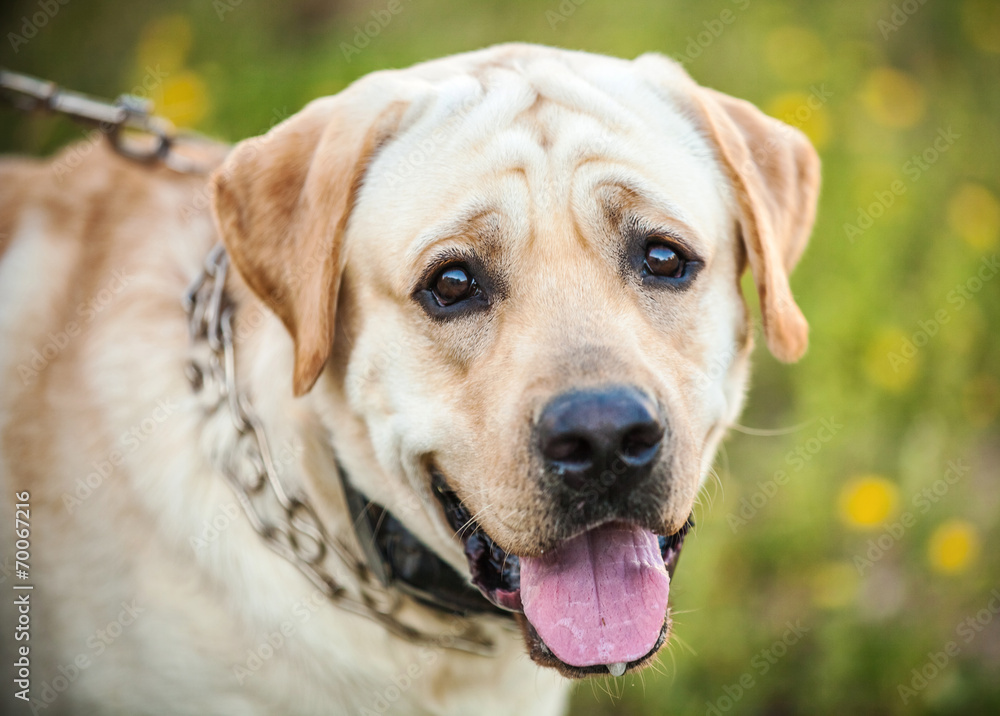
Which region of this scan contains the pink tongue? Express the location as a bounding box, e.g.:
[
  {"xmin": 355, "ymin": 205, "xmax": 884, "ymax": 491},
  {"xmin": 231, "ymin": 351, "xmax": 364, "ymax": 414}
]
[{"xmin": 520, "ymin": 524, "xmax": 669, "ymax": 667}]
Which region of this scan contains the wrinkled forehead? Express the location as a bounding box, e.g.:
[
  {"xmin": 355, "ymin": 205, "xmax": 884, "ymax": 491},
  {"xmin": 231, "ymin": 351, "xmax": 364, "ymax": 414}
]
[{"xmin": 352, "ymin": 55, "xmax": 734, "ymax": 273}]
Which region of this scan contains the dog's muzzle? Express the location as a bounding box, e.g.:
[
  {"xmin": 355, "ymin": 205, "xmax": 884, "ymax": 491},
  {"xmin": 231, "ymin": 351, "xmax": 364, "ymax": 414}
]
[{"xmin": 432, "ymin": 468, "xmax": 691, "ymax": 678}]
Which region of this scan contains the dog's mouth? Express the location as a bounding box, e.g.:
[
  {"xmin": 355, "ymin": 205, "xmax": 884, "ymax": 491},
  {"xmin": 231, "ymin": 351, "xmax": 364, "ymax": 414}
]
[{"xmin": 431, "ymin": 470, "xmax": 690, "ymax": 678}]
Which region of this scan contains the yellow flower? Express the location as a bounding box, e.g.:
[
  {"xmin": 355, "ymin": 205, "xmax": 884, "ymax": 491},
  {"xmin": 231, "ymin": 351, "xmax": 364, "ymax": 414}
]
[
  {"xmin": 860, "ymin": 67, "xmax": 926, "ymax": 129},
  {"xmin": 947, "ymin": 183, "xmax": 1000, "ymax": 250},
  {"xmin": 152, "ymin": 71, "xmax": 210, "ymax": 129},
  {"xmin": 839, "ymin": 475, "xmax": 899, "ymax": 529},
  {"xmin": 928, "ymin": 520, "xmax": 980, "ymax": 574},
  {"xmin": 766, "ymin": 92, "xmax": 831, "ymax": 149}
]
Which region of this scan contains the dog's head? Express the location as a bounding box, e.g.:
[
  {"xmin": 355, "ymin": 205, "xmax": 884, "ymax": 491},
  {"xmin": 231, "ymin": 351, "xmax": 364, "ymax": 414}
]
[{"xmin": 211, "ymin": 44, "xmax": 819, "ymax": 677}]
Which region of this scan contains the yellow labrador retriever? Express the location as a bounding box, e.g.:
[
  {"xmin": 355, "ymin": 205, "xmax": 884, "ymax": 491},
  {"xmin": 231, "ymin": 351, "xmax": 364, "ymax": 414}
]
[{"xmin": 0, "ymin": 44, "xmax": 818, "ymax": 715}]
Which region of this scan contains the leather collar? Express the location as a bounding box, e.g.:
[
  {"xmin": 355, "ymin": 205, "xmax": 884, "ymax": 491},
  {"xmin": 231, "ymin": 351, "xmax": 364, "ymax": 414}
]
[{"xmin": 336, "ymin": 462, "xmax": 512, "ymax": 619}]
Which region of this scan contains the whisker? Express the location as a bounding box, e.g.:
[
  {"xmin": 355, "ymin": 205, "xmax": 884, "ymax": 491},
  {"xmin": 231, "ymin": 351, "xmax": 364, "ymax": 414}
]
[
  {"xmin": 718, "ymin": 442, "xmax": 732, "ymax": 483},
  {"xmin": 668, "ymin": 608, "xmax": 701, "ymax": 617},
  {"xmin": 651, "ymin": 651, "xmax": 671, "ymax": 679},
  {"xmin": 355, "ymin": 500, "xmax": 390, "ymax": 557},
  {"xmin": 728, "ymin": 419, "xmax": 815, "ymax": 436},
  {"xmin": 669, "ymin": 631, "xmax": 697, "ymax": 658},
  {"xmin": 455, "ymin": 503, "xmax": 493, "ymax": 539},
  {"xmin": 595, "ymin": 675, "xmax": 614, "ymax": 700},
  {"xmin": 697, "ymin": 464, "xmax": 725, "ymax": 513}
]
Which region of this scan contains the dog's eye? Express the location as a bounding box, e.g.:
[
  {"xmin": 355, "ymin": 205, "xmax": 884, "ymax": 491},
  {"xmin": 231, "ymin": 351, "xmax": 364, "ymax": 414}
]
[
  {"xmin": 432, "ymin": 265, "xmax": 477, "ymax": 306},
  {"xmin": 415, "ymin": 258, "xmax": 491, "ymax": 318},
  {"xmin": 643, "ymin": 242, "xmax": 685, "ymax": 278},
  {"xmin": 637, "ymin": 236, "xmax": 702, "ymax": 289}
]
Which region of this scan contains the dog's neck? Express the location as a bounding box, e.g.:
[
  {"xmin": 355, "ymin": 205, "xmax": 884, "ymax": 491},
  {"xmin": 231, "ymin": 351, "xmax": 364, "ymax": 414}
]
[{"xmin": 190, "ymin": 245, "xmax": 511, "ymax": 652}]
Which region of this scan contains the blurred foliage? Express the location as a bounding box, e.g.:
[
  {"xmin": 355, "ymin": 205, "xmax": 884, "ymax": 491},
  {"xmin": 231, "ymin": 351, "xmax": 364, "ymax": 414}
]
[{"xmin": 2, "ymin": 0, "xmax": 998, "ymax": 713}]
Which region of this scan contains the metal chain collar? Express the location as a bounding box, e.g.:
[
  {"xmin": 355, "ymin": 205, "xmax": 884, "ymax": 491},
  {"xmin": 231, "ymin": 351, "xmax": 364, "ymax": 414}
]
[
  {"xmin": 0, "ymin": 68, "xmax": 210, "ymax": 174},
  {"xmin": 1, "ymin": 69, "xmax": 498, "ymax": 656},
  {"xmin": 182, "ymin": 246, "xmax": 497, "ymax": 656}
]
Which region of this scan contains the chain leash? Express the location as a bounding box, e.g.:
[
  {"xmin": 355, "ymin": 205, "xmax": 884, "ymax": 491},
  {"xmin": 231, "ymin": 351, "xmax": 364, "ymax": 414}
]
[
  {"xmin": 0, "ymin": 68, "xmax": 211, "ymax": 174},
  {"xmin": 182, "ymin": 246, "xmax": 498, "ymax": 656},
  {"xmin": 1, "ymin": 68, "xmax": 499, "ymax": 656}
]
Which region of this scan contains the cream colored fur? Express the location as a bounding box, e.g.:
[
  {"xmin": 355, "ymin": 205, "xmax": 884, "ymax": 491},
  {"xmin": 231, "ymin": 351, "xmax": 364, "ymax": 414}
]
[{"xmin": 0, "ymin": 44, "xmax": 818, "ymax": 715}]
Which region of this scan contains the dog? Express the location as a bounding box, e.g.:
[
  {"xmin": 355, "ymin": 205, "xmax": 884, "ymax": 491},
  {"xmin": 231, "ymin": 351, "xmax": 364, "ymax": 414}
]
[{"xmin": 0, "ymin": 43, "xmax": 819, "ymax": 715}]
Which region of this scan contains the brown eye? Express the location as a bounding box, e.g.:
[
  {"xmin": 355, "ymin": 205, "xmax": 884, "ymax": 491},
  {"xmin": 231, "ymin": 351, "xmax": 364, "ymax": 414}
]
[
  {"xmin": 644, "ymin": 243, "xmax": 684, "ymax": 278},
  {"xmin": 432, "ymin": 266, "xmax": 475, "ymax": 305}
]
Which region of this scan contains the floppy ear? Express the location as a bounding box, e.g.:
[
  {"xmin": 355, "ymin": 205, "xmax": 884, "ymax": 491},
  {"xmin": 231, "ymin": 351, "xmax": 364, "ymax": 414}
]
[
  {"xmin": 211, "ymin": 90, "xmax": 407, "ymax": 396},
  {"xmin": 694, "ymin": 88, "xmax": 821, "ymax": 362}
]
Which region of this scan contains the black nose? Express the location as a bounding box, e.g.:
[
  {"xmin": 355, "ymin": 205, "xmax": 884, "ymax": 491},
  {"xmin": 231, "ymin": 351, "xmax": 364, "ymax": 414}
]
[{"xmin": 537, "ymin": 386, "xmax": 664, "ymax": 493}]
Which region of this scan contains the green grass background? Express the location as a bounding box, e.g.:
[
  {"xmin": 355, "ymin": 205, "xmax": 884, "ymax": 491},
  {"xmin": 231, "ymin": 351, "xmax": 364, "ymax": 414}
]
[{"xmin": 2, "ymin": 1, "xmax": 998, "ymax": 713}]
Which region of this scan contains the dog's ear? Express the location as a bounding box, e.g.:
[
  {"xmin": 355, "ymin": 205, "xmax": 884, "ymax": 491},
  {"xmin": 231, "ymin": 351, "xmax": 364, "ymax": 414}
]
[
  {"xmin": 211, "ymin": 91, "xmax": 407, "ymax": 395},
  {"xmin": 694, "ymin": 88, "xmax": 821, "ymax": 362}
]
